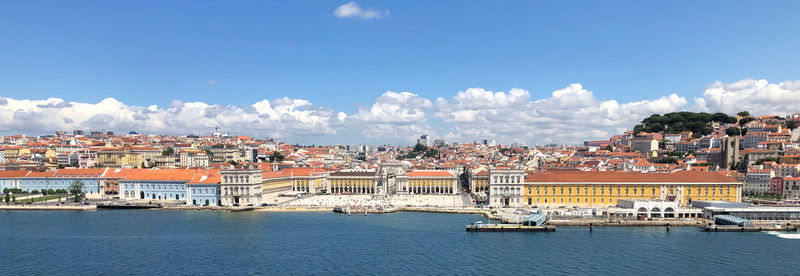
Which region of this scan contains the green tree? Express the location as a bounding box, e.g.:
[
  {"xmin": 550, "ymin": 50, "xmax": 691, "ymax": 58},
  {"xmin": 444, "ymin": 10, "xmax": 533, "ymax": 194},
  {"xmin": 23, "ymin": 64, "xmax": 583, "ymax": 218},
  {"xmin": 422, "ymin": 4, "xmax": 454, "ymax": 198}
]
[
  {"xmin": 738, "ymin": 117, "xmax": 755, "ymax": 126},
  {"xmin": 786, "ymin": 120, "xmax": 799, "ymax": 130},
  {"xmin": 272, "ymin": 151, "xmax": 285, "ymax": 162},
  {"xmin": 604, "ymin": 145, "xmax": 614, "ymax": 151},
  {"xmin": 737, "ymin": 111, "xmax": 750, "ymax": 117},
  {"xmin": 4, "ymin": 193, "xmax": 9, "ymax": 205},
  {"xmin": 656, "ymin": 157, "xmax": 678, "ymax": 164},
  {"xmin": 711, "ymin": 112, "xmax": 736, "ymax": 123},
  {"xmin": 161, "ymin": 147, "xmax": 174, "ymax": 156},
  {"xmin": 755, "ymin": 157, "xmax": 780, "ymax": 165},
  {"xmin": 725, "ymin": 126, "xmax": 741, "ymax": 136},
  {"xmin": 423, "ymin": 148, "xmax": 439, "ymax": 158},
  {"xmin": 69, "ymin": 180, "xmax": 86, "ymax": 203},
  {"xmin": 646, "ymin": 123, "xmax": 665, "ymax": 133},
  {"xmin": 413, "ymin": 143, "xmax": 427, "ymax": 153}
]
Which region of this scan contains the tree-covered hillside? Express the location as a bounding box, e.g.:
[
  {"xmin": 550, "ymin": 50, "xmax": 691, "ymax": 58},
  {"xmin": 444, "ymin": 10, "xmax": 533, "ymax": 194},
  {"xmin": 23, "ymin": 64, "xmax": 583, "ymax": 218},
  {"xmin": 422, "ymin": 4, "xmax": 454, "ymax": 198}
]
[{"xmin": 633, "ymin": 112, "xmax": 737, "ymax": 137}]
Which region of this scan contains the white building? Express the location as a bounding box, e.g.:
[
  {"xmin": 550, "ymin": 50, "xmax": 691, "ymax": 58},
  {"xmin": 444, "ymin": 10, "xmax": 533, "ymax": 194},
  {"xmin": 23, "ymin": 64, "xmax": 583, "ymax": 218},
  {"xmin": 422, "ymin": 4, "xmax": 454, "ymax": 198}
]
[
  {"xmin": 609, "ymin": 199, "xmax": 702, "ymax": 219},
  {"xmin": 417, "ymin": 134, "xmax": 429, "ymax": 146},
  {"xmin": 220, "ymin": 166, "xmax": 263, "ymax": 206},
  {"xmin": 742, "ymin": 132, "xmax": 768, "ymax": 149},
  {"xmin": 745, "ymin": 167, "xmax": 774, "ymax": 194},
  {"xmin": 179, "ymin": 149, "xmax": 209, "ymax": 168},
  {"xmin": 488, "ymin": 170, "xmax": 526, "ymax": 207}
]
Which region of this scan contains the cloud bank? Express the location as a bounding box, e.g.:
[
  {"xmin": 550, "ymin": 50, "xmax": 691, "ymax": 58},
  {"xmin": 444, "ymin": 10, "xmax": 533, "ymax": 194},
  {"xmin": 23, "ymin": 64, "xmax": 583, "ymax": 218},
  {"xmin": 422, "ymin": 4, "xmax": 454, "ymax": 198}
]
[{"xmin": 1, "ymin": 79, "xmax": 798, "ymax": 145}]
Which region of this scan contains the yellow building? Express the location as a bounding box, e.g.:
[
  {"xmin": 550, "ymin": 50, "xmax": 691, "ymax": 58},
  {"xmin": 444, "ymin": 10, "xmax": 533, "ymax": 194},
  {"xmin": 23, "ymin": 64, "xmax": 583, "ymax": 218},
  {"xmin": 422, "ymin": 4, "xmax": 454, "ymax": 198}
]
[
  {"xmin": 407, "ymin": 170, "xmax": 458, "ymax": 194},
  {"xmin": 261, "ymin": 173, "xmax": 293, "ymax": 193},
  {"xmin": 1, "ymin": 146, "xmax": 28, "ymax": 162},
  {"xmin": 490, "ymin": 170, "xmax": 741, "ymax": 208},
  {"xmin": 470, "ymin": 170, "xmax": 489, "ymax": 193},
  {"xmin": 261, "ymin": 168, "xmax": 329, "ymax": 194},
  {"xmin": 97, "ymin": 149, "xmax": 143, "ymax": 168},
  {"xmin": 329, "ymin": 170, "xmax": 377, "ymax": 194}
]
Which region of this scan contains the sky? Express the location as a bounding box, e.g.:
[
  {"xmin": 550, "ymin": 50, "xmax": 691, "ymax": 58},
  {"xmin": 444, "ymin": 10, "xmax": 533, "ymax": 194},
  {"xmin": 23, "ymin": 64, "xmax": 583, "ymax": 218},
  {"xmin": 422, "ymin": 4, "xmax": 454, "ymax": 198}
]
[{"xmin": 1, "ymin": 1, "xmax": 800, "ymax": 145}]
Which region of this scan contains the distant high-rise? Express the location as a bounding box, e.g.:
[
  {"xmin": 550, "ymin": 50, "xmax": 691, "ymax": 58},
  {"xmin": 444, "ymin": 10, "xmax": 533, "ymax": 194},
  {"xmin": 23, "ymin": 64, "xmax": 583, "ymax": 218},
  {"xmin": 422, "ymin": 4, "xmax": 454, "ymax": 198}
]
[{"xmin": 417, "ymin": 134, "xmax": 429, "ymax": 146}]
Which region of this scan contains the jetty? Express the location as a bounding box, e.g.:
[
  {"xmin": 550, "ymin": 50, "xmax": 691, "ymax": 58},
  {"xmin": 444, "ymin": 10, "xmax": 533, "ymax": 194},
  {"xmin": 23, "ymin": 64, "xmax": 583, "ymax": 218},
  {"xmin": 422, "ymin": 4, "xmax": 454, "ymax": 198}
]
[
  {"xmin": 466, "ymin": 222, "xmax": 555, "ymax": 232},
  {"xmin": 701, "ymin": 225, "xmax": 798, "ymax": 232}
]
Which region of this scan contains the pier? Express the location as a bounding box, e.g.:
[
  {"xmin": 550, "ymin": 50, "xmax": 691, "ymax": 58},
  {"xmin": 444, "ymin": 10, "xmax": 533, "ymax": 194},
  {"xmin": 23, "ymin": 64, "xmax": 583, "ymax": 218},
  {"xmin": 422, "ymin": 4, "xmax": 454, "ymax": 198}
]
[
  {"xmin": 701, "ymin": 224, "xmax": 798, "ymax": 232},
  {"xmin": 466, "ymin": 222, "xmax": 556, "ymax": 232}
]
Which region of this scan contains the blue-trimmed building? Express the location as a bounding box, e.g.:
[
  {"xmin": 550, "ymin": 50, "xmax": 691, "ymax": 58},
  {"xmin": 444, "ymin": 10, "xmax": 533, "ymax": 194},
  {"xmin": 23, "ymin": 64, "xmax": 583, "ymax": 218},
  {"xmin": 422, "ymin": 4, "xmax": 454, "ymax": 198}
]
[{"xmin": 0, "ymin": 169, "xmax": 108, "ymax": 196}]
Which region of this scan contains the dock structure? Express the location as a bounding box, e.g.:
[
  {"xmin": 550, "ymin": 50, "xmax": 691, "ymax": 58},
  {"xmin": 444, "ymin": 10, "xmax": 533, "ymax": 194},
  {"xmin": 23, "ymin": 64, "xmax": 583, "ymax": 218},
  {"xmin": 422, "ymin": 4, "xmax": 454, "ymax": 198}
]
[
  {"xmin": 466, "ymin": 222, "xmax": 556, "ymax": 232},
  {"xmin": 713, "ymin": 215, "xmax": 753, "ymax": 227},
  {"xmin": 701, "ymin": 225, "xmax": 798, "ymax": 232}
]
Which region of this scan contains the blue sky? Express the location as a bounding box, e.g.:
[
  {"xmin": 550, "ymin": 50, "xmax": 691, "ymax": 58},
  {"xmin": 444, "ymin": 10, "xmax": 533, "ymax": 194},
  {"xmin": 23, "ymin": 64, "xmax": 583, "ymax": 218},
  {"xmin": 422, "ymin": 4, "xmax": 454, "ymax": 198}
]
[{"xmin": 1, "ymin": 1, "xmax": 800, "ymax": 145}]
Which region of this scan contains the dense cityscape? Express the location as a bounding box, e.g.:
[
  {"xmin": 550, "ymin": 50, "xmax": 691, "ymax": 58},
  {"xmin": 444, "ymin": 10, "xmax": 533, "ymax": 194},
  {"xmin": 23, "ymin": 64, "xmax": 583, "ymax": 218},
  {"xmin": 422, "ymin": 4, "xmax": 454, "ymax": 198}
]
[
  {"xmin": 3, "ymin": 1, "xmax": 800, "ymax": 274},
  {"xmin": 1, "ymin": 111, "xmax": 799, "ymax": 225}
]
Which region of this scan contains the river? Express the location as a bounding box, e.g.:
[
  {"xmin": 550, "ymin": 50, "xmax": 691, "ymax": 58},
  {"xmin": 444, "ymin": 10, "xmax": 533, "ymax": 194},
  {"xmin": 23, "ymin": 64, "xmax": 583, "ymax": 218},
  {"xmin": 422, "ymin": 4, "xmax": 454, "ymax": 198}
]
[{"xmin": 0, "ymin": 210, "xmax": 797, "ymax": 275}]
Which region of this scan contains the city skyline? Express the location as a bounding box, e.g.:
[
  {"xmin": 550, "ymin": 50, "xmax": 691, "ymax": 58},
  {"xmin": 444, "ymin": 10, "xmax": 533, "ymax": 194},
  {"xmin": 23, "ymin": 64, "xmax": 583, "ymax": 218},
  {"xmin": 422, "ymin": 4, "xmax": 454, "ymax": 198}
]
[{"xmin": 2, "ymin": 1, "xmax": 800, "ymax": 145}]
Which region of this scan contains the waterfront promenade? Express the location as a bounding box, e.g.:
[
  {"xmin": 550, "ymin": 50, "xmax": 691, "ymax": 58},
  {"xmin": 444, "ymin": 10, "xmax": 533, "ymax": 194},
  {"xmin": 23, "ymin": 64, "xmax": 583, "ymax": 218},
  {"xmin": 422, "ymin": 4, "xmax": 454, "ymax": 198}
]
[{"xmin": 4, "ymin": 193, "xmax": 800, "ymax": 228}]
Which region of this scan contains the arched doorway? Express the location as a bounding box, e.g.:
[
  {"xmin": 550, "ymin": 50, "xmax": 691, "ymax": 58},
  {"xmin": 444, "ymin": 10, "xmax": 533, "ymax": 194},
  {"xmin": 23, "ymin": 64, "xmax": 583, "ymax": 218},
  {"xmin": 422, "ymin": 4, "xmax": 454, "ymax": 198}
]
[
  {"xmin": 664, "ymin": 207, "xmax": 675, "ymax": 218},
  {"xmin": 637, "ymin": 207, "xmax": 648, "ymax": 218},
  {"xmin": 651, "ymin": 207, "xmax": 662, "ymax": 218}
]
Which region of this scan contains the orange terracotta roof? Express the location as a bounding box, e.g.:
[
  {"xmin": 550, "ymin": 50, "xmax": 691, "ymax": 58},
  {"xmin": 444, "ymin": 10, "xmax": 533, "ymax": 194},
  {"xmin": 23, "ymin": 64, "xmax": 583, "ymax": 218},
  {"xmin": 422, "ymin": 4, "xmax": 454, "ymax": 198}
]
[
  {"xmin": 26, "ymin": 171, "xmax": 56, "ymax": 178},
  {"xmin": 54, "ymin": 168, "xmax": 107, "ymax": 178},
  {"xmin": 0, "ymin": 170, "xmax": 31, "ymax": 178},
  {"xmin": 188, "ymin": 169, "xmax": 221, "ymax": 184}
]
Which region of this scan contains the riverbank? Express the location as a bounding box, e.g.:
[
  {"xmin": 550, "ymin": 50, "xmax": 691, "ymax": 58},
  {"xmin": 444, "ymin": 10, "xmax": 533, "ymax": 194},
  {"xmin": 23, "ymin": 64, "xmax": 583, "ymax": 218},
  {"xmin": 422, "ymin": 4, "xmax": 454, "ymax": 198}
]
[{"xmin": 0, "ymin": 205, "xmax": 96, "ymax": 211}]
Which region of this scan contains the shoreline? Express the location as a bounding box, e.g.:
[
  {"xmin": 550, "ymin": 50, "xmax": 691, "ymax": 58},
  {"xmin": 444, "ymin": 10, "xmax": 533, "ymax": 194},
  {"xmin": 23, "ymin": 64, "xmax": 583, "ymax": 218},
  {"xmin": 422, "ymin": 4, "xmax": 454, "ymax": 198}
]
[
  {"xmin": 3, "ymin": 204, "xmax": 798, "ymax": 228},
  {"xmin": 0, "ymin": 205, "xmax": 96, "ymax": 211}
]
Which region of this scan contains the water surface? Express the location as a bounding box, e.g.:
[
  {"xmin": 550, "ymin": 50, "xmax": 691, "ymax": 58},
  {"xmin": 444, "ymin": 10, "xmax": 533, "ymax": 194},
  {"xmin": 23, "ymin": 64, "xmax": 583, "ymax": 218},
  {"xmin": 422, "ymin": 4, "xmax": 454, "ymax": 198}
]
[{"xmin": 0, "ymin": 210, "xmax": 796, "ymax": 275}]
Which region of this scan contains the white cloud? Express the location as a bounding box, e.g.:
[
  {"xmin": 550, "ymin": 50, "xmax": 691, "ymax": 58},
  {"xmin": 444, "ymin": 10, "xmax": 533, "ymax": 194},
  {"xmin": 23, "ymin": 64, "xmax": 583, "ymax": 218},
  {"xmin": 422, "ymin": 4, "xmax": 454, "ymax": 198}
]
[
  {"xmin": 694, "ymin": 79, "xmax": 800, "ymax": 116},
  {"xmin": 334, "ymin": 2, "xmax": 388, "ymax": 20},
  {"xmin": 4, "ymin": 78, "xmax": 798, "ymax": 145},
  {"xmin": 207, "ymin": 79, "xmax": 216, "ymax": 85},
  {"xmin": 352, "ymin": 91, "xmax": 433, "ymax": 141},
  {"xmin": 0, "ymin": 97, "xmax": 340, "ymax": 139},
  {"xmin": 436, "ymin": 85, "xmax": 688, "ymax": 145}
]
